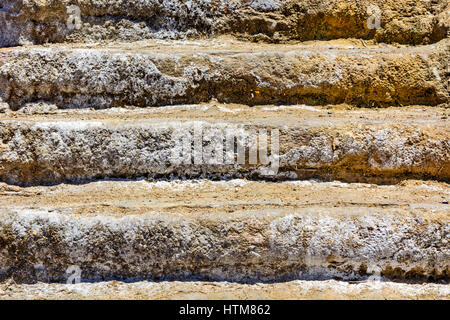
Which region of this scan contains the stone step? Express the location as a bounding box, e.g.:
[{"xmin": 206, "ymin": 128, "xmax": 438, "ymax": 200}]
[
  {"xmin": 1, "ymin": 178, "xmax": 448, "ymax": 216},
  {"xmin": 1, "ymin": 280, "xmax": 449, "ymax": 300},
  {"xmin": 1, "ymin": 0, "xmax": 449, "ymax": 47},
  {"xmin": 0, "ymin": 179, "xmax": 448, "ymax": 283},
  {"xmin": 0, "ymin": 39, "xmax": 448, "ymax": 110},
  {"xmin": 0, "ymin": 105, "xmax": 449, "ymax": 185}
]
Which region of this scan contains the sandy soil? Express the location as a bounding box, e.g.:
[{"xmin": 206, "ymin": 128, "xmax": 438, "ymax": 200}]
[
  {"xmin": 1, "ymin": 279, "xmax": 448, "ymax": 300},
  {"xmin": 1, "ymin": 179, "xmax": 448, "ymax": 217}
]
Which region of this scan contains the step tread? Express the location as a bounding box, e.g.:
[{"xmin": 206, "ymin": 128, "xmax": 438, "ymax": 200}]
[
  {"xmin": 1, "ymin": 179, "xmax": 448, "ymax": 217},
  {"xmin": 1, "ymin": 280, "xmax": 449, "ymax": 300},
  {"xmin": 1, "ymin": 104, "xmax": 449, "ymax": 127},
  {"xmin": 0, "ymin": 38, "xmax": 443, "ymax": 52}
]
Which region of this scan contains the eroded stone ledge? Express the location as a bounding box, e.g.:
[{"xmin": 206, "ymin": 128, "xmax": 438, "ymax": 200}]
[
  {"xmin": 1, "ymin": 0, "xmax": 449, "ymax": 46},
  {"xmin": 0, "ymin": 206, "xmax": 448, "ymax": 283},
  {"xmin": 0, "ymin": 115, "xmax": 448, "ymax": 185},
  {"xmin": 0, "ymin": 39, "xmax": 448, "ymax": 109}
]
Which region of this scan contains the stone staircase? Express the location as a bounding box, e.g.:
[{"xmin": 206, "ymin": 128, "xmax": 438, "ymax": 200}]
[{"xmin": 0, "ymin": 0, "xmax": 449, "ymax": 299}]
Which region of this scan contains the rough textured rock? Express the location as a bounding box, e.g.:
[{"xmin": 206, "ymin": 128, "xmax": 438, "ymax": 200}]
[
  {"xmin": 0, "ymin": 105, "xmax": 448, "ymax": 185},
  {"xmin": 0, "ymin": 0, "xmax": 449, "ymax": 300},
  {"xmin": 1, "ymin": 177, "xmax": 448, "ymax": 286},
  {"xmin": 1, "ymin": 0, "xmax": 449, "ymax": 47},
  {"xmin": 0, "ymin": 205, "xmax": 448, "ymax": 283},
  {"xmin": 0, "ymin": 39, "xmax": 448, "ymax": 109},
  {"xmin": 1, "ymin": 280, "xmax": 449, "ymax": 300}
]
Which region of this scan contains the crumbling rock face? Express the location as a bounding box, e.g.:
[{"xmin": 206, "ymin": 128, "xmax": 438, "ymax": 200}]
[
  {"xmin": 0, "ymin": 119, "xmax": 448, "ymax": 185},
  {"xmin": 0, "ymin": 40, "xmax": 448, "ymax": 110},
  {"xmin": 1, "ymin": 0, "xmax": 449, "ymax": 47},
  {"xmin": 0, "ymin": 207, "xmax": 448, "ymax": 283}
]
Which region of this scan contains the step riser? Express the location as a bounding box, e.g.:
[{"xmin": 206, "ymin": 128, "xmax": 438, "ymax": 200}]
[
  {"xmin": 0, "ymin": 208, "xmax": 448, "ymax": 283},
  {"xmin": 0, "ymin": 120, "xmax": 448, "ymax": 185},
  {"xmin": 2, "ymin": 177, "xmax": 448, "ymax": 285},
  {"xmin": 3, "ymin": 280, "xmax": 450, "ymax": 300},
  {"xmin": 1, "ymin": 0, "xmax": 449, "ymax": 47},
  {"xmin": 1, "ymin": 43, "xmax": 448, "ymax": 109}
]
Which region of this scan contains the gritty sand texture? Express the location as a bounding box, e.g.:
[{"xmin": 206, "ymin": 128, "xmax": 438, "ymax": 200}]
[{"xmin": 1, "ymin": 280, "xmax": 449, "ymax": 300}]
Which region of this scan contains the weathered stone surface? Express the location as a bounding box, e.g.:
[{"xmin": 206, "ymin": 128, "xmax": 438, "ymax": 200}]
[
  {"xmin": 0, "ymin": 39, "xmax": 448, "ymax": 109},
  {"xmin": 2, "ymin": 177, "xmax": 446, "ymax": 286},
  {"xmin": 1, "ymin": 0, "xmax": 449, "ymax": 47},
  {"xmin": 1, "ymin": 280, "xmax": 449, "ymax": 300},
  {"xmin": 0, "ymin": 0, "xmax": 448, "ymax": 299},
  {"xmin": 0, "ymin": 205, "xmax": 448, "ymax": 283},
  {"xmin": 1, "ymin": 178, "xmax": 448, "ymax": 218},
  {"xmin": 0, "ymin": 105, "xmax": 448, "ymax": 185}
]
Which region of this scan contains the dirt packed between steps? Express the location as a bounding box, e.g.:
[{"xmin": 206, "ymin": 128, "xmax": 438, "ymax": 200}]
[
  {"xmin": 0, "ymin": 280, "xmax": 449, "ymax": 300},
  {"xmin": 0, "ymin": 179, "xmax": 448, "ymax": 217},
  {"xmin": 1, "ymin": 101, "xmax": 449, "ymax": 122}
]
